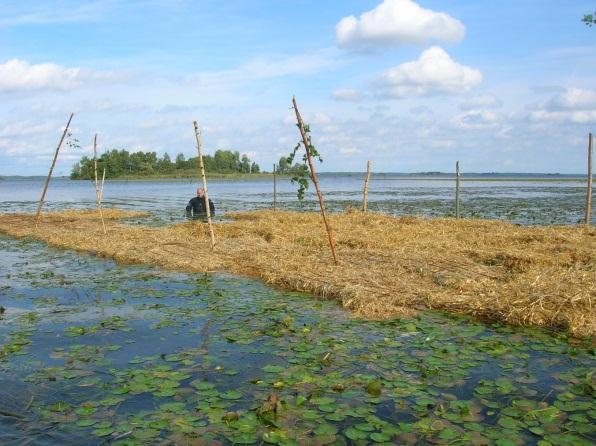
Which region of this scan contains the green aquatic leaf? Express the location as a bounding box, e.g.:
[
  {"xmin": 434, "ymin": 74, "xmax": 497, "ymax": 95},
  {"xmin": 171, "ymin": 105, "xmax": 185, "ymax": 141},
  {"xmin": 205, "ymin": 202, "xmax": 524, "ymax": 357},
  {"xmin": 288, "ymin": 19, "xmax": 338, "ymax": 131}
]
[
  {"xmin": 370, "ymin": 431, "xmax": 391, "ymax": 442},
  {"xmin": 221, "ymin": 390, "xmax": 243, "ymax": 400},
  {"xmin": 344, "ymin": 427, "xmax": 368, "ymax": 440},
  {"xmin": 93, "ymin": 427, "xmax": 114, "ymax": 437}
]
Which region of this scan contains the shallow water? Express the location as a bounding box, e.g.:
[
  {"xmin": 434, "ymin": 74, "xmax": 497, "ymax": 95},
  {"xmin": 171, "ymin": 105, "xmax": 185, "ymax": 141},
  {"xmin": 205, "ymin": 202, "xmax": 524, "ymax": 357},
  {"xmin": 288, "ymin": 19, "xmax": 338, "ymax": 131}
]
[
  {"xmin": 0, "ymin": 235, "xmax": 594, "ymax": 445},
  {"xmin": 0, "ymin": 174, "xmax": 592, "ymax": 225}
]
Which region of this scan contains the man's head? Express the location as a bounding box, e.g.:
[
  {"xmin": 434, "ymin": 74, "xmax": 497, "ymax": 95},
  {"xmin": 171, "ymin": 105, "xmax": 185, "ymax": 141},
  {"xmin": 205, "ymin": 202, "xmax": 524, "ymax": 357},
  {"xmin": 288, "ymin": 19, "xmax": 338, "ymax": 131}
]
[{"xmin": 196, "ymin": 187, "xmax": 205, "ymax": 198}]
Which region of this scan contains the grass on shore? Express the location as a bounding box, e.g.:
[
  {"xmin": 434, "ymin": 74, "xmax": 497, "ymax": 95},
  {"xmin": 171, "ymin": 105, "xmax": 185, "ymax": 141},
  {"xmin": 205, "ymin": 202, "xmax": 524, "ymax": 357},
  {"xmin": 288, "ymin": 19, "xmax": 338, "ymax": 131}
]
[{"xmin": 0, "ymin": 208, "xmax": 594, "ymax": 337}]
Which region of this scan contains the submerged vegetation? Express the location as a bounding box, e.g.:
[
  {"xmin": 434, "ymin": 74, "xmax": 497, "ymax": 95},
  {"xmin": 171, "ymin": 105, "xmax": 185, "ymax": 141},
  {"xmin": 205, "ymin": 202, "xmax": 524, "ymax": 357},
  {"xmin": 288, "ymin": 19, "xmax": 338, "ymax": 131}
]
[
  {"xmin": 0, "ymin": 234, "xmax": 594, "ymax": 445},
  {"xmin": 0, "ymin": 208, "xmax": 593, "ymax": 337},
  {"xmin": 70, "ymin": 149, "xmax": 261, "ymax": 180}
]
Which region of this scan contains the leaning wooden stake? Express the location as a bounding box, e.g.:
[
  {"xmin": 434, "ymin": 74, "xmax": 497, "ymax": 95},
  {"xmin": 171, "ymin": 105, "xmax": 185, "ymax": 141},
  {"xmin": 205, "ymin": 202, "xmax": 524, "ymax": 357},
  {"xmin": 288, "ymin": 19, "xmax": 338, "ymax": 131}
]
[
  {"xmin": 99, "ymin": 168, "xmax": 106, "ymax": 203},
  {"xmin": 193, "ymin": 121, "xmax": 216, "ymax": 250},
  {"xmin": 363, "ymin": 160, "xmax": 371, "ymax": 212},
  {"xmin": 455, "ymin": 160, "xmax": 461, "ymax": 219},
  {"xmin": 586, "ymin": 133, "xmax": 593, "ymax": 225},
  {"xmin": 93, "ymin": 134, "xmax": 107, "ymax": 234},
  {"xmin": 292, "ymin": 96, "xmax": 338, "ymax": 264},
  {"xmin": 34, "ymin": 113, "xmax": 74, "ymax": 228},
  {"xmin": 273, "ymin": 163, "xmax": 277, "ymax": 211}
]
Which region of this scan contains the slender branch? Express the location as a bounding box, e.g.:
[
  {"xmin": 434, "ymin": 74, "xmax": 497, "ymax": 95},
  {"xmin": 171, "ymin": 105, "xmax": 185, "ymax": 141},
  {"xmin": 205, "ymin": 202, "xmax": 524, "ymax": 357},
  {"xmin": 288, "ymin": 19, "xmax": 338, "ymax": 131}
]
[
  {"xmin": 193, "ymin": 121, "xmax": 216, "ymax": 250},
  {"xmin": 292, "ymin": 96, "xmax": 338, "ymax": 264},
  {"xmin": 93, "ymin": 134, "xmax": 106, "ymax": 234},
  {"xmin": 363, "ymin": 160, "xmax": 371, "ymax": 212},
  {"xmin": 34, "ymin": 113, "xmax": 74, "ymax": 227}
]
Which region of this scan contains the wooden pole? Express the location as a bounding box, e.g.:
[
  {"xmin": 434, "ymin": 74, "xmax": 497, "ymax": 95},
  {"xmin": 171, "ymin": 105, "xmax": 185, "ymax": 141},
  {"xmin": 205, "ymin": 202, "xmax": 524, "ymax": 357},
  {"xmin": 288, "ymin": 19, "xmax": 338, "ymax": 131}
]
[
  {"xmin": 363, "ymin": 160, "xmax": 371, "ymax": 212},
  {"xmin": 99, "ymin": 168, "xmax": 106, "ymax": 203},
  {"xmin": 273, "ymin": 163, "xmax": 277, "ymax": 211},
  {"xmin": 34, "ymin": 113, "xmax": 74, "ymax": 227},
  {"xmin": 292, "ymin": 96, "xmax": 338, "ymax": 264},
  {"xmin": 93, "ymin": 134, "xmax": 107, "ymax": 234},
  {"xmin": 455, "ymin": 160, "xmax": 461, "ymax": 219},
  {"xmin": 586, "ymin": 133, "xmax": 593, "ymax": 225},
  {"xmin": 193, "ymin": 121, "xmax": 216, "ymax": 250}
]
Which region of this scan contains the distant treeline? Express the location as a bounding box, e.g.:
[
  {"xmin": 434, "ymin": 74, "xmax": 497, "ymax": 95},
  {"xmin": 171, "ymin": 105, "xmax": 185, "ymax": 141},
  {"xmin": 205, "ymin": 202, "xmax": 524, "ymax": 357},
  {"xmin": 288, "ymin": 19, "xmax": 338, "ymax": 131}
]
[{"xmin": 70, "ymin": 149, "xmax": 260, "ymax": 179}]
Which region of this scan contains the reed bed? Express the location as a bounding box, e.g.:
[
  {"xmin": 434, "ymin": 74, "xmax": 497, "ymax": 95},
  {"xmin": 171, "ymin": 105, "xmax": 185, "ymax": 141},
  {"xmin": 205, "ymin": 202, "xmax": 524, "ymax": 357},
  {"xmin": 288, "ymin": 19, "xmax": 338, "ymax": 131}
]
[{"xmin": 1, "ymin": 208, "xmax": 594, "ymax": 337}]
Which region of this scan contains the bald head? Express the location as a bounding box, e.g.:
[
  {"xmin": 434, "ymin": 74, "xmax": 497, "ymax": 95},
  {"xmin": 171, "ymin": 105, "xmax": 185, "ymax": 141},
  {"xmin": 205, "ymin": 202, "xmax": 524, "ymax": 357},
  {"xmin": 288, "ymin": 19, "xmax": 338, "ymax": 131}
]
[{"xmin": 196, "ymin": 187, "xmax": 205, "ymax": 198}]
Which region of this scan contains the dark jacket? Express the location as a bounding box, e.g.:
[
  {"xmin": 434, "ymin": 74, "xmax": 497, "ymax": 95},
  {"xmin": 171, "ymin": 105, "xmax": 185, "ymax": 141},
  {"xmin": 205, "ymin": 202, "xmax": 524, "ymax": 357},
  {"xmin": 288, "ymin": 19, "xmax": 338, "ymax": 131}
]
[{"xmin": 186, "ymin": 196, "xmax": 215, "ymax": 218}]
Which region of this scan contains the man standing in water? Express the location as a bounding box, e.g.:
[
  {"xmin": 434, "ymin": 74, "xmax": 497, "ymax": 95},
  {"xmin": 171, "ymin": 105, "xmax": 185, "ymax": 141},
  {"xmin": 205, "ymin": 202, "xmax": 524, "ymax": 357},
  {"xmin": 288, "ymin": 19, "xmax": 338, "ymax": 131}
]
[{"xmin": 186, "ymin": 187, "xmax": 215, "ymax": 219}]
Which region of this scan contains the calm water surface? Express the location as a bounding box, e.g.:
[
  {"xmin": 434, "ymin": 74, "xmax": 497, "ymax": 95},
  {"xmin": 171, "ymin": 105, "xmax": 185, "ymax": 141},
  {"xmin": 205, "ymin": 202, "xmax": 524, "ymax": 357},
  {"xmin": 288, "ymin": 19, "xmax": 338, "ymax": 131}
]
[{"xmin": 0, "ymin": 174, "xmax": 593, "ymax": 225}]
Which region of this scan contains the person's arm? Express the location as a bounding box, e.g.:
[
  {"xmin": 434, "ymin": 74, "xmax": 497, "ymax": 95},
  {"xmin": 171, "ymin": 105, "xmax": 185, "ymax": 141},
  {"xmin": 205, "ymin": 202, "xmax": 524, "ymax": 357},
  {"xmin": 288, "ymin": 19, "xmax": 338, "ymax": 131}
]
[
  {"xmin": 209, "ymin": 199, "xmax": 215, "ymax": 216},
  {"xmin": 185, "ymin": 199, "xmax": 193, "ymax": 216}
]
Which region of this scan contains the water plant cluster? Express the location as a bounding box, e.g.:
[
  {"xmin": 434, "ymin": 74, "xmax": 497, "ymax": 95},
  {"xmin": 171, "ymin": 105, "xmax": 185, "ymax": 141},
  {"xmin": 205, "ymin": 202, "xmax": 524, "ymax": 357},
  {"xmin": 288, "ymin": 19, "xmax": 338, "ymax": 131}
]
[{"xmin": 0, "ymin": 235, "xmax": 594, "ymax": 445}]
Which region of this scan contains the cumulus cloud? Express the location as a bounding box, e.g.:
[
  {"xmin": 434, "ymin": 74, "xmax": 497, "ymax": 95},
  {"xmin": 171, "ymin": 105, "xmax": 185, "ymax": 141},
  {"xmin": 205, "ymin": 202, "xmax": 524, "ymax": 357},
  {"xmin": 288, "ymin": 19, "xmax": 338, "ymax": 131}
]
[
  {"xmin": 0, "ymin": 59, "xmax": 126, "ymax": 92},
  {"xmin": 460, "ymin": 94, "xmax": 502, "ymax": 110},
  {"xmin": 336, "ymin": 0, "xmax": 465, "ymax": 50},
  {"xmin": 529, "ymin": 110, "xmax": 596, "ymax": 124},
  {"xmin": 543, "ymin": 87, "xmax": 596, "ymax": 111},
  {"xmin": 376, "ymin": 47, "xmax": 482, "ymax": 98},
  {"xmin": 331, "ymin": 88, "xmax": 361, "ymax": 101},
  {"xmin": 528, "ymin": 87, "xmax": 596, "ymax": 124},
  {"xmin": 453, "ymin": 110, "xmax": 500, "ymax": 130}
]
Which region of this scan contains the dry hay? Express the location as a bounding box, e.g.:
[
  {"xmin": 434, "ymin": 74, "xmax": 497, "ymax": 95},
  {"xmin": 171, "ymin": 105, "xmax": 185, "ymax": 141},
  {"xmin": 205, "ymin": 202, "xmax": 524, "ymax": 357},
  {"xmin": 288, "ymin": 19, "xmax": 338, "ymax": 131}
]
[{"xmin": 0, "ymin": 208, "xmax": 594, "ymax": 337}]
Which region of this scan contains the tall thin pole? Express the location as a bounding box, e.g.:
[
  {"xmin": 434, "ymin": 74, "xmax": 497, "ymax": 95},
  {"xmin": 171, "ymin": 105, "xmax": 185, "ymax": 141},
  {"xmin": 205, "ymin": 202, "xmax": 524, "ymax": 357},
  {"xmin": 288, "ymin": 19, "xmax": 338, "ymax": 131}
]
[
  {"xmin": 273, "ymin": 163, "xmax": 277, "ymax": 211},
  {"xmin": 99, "ymin": 168, "xmax": 106, "ymax": 203},
  {"xmin": 586, "ymin": 133, "xmax": 593, "ymax": 225},
  {"xmin": 93, "ymin": 134, "xmax": 106, "ymax": 234},
  {"xmin": 292, "ymin": 96, "xmax": 338, "ymax": 264},
  {"xmin": 35, "ymin": 113, "xmax": 74, "ymax": 228},
  {"xmin": 363, "ymin": 160, "xmax": 371, "ymax": 212},
  {"xmin": 193, "ymin": 121, "xmax": 215, "ymax": 250},
  {"xmin": 455, "ymin": 160, "xmax": 461, "ymax": 219}
]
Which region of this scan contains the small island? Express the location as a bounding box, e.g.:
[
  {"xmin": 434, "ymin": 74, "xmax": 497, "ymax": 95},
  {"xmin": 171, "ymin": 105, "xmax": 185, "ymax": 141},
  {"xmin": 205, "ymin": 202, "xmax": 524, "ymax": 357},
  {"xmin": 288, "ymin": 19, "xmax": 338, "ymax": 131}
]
[{"xmin": 70, "ymin": 149, "xmax": 262, "ymax": 180}]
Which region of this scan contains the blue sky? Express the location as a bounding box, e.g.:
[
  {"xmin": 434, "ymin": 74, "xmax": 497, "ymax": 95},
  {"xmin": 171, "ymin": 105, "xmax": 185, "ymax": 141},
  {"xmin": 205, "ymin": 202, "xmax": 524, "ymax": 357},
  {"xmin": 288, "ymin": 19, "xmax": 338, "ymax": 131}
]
[{"xmin": 0, "ymin": 0, "xmax": 595, "ymax": 175}]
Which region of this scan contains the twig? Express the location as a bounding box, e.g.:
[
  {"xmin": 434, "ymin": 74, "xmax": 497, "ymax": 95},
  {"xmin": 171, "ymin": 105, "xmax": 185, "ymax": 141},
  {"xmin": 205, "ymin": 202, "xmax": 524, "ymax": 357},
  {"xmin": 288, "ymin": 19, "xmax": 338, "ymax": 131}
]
[{"xmin": 25, "ymin": 394, "xmax": 34, "ymax": 411}]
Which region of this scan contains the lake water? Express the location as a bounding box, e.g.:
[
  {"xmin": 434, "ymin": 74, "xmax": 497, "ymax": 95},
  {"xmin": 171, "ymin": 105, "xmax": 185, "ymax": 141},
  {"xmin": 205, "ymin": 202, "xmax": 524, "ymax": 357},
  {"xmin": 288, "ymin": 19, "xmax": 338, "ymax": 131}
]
[
  {"xmin": 0, "ymin": 173, "xmax": 593, "ymax": 225},
  {"xmin": 1, "ymin": 175, "xmax": 595, "ymax": 445},
  {"xmin": 0, "ymin": 235, "xmax": 594, "ymax": 446}
]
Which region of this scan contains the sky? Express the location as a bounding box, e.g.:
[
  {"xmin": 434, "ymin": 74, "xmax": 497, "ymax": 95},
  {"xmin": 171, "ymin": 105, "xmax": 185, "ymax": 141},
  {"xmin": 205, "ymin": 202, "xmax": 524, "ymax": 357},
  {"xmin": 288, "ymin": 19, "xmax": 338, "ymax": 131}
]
[{"xmin": 0, "ymin": 0, "xmax": 595, "ymax": 175}]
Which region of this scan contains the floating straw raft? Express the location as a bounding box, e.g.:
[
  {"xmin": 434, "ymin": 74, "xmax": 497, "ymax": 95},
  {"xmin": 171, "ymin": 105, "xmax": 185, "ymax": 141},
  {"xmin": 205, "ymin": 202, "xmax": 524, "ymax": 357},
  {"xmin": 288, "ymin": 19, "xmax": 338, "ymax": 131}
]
[{"xmin": 1, "ymin": 209, "xmax": 594, "ymax": 337}]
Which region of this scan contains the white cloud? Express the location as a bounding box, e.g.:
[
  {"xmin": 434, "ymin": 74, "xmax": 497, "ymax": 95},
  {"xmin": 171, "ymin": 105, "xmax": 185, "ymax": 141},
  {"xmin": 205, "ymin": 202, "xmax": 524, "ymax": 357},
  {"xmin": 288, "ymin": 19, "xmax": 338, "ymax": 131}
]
[
  {"xmin": 453, "ymin": 110, "xmax": 500, "ymax": 129},
  {"xmin": 311, "ymin": 112, "xmax": 331, "ymax": 125},
  {"xmin": 0, "ymin": 59, "xmax": 126, "ymax": 92},
  {"xmin": 529, "ymin": 110, "xmax": 596, "ymax": 124},
  {"xmin": 336, "ymin": 0, "xmax": 465, "ymax": 50},
  {"xmin": 544, "ymin": 87, "xmax": 596, "ymax": 111},
  {"xmin": 376, "ymin": 47, "xmax": 482, "ymax": 98},
  {"xmin": 528, "ymin": 87, "xmax": 596, "ymax": 124},
  {"xmin": 331, "ymin": 88, "xmax": 361, "ymax": 101},
  {"xmin": 340, "ymin": 146, "xmax": 361, "ymax": 155},
  {"xmin": 460, "ymin": 94, "xmax": 502, "ymax": 110}
]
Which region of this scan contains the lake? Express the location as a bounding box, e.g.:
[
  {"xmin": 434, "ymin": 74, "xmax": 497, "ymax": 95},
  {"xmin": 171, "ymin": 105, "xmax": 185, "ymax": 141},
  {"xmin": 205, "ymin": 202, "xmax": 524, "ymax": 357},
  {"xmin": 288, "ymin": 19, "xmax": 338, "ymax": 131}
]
[
  {"xmin": 0, "ymin": 173, "xmax": 593, "ymax": 225},
  {"xmin": 0, "ymin": 174, "xmax": 595, "ymax": 445}
]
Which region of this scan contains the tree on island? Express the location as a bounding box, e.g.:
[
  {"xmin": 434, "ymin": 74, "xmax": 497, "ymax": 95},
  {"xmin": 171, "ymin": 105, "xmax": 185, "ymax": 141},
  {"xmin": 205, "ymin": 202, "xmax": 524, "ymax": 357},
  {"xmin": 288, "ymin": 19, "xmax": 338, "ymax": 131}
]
[
  {"xmin": 275, "ymin": 156, "xmax": 309, "ymax": 176},
  {"xmin": 70, "ymin": 149, "xmax": 261, "ymax": 179}
]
